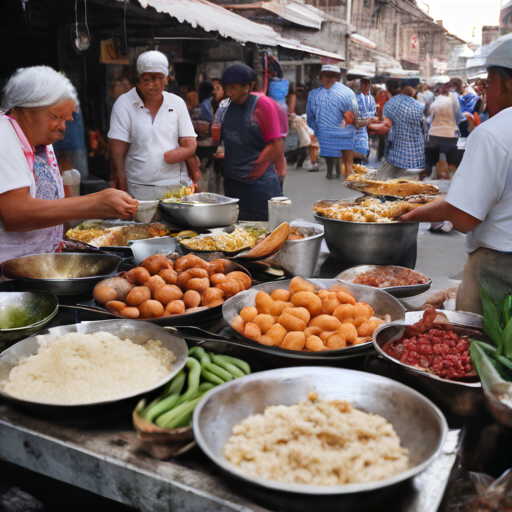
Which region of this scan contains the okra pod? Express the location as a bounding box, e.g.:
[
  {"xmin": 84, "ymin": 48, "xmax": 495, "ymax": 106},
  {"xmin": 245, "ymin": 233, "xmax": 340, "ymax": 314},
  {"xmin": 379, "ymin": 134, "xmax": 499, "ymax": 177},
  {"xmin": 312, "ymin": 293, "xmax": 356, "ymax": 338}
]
[
  {"xmin": 176, "ymin": 357, "xmax": 202, "ymax": 406},
  {"xmin": 188, "ymin": 346, "xmax": 211, "ymax": 367},
  {"xmin": 211, "ymin": 355, "xmax": 245, "ymax": 379},
  {"xmin": 205, "ymin": 363, "xmax": 233, "ymax": 382},
  {"xmin": 201, "ymin": 367, "xmax": 224, "ymax": 385},
  {"xmin": 143, "ymin": 393, "xmax": 180, "ymax": 423},
  {"xmin": 214, "ymin": 354, "xmax": 251, "ymax": 375}
]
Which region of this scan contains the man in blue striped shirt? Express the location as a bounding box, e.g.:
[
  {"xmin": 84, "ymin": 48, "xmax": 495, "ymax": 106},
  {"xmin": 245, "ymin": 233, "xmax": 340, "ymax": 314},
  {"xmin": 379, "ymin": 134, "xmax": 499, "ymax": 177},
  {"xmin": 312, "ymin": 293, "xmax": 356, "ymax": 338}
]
[{"xmin": 306, "ymin": 65, "xmax": 357, "ymax": 179}]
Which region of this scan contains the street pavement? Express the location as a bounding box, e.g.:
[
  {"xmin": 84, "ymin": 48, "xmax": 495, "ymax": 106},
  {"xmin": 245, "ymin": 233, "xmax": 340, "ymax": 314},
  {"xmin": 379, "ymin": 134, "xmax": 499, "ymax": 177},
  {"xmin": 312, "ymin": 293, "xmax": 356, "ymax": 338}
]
[{"xmin": 282, "ymin": 157, "xmax": 466, "ymax": 308}]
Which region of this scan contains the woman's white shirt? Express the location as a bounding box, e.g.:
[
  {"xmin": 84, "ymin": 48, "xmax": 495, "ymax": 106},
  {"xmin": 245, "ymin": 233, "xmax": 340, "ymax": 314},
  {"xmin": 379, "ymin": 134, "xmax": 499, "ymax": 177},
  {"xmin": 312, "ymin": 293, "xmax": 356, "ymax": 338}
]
[
  {"xmin": 108, "ymin": 87, "xmax": 196, "ymax": 187},
  {"xmin": 446, "ymin": 106, "xmax": 512, "ymax": 253}
]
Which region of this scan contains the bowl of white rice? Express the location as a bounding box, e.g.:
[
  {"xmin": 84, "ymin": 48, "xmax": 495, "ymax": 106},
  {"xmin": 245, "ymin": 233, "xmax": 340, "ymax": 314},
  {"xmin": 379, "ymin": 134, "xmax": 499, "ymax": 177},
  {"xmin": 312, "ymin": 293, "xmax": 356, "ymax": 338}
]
[
  {"xmin": 0, "ymin": 319, "xmax": 188, "ymax": 418},
  {"xmin": 193, "ymin": 366, "xmax": 447, "ymax": 511}
]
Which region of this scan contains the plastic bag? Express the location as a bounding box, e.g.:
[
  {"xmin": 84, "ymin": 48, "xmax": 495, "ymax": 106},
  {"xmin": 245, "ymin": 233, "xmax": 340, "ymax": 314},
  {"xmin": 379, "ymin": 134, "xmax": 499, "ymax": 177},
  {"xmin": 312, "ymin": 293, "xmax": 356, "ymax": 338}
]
[{"xmin": 445, "ymin": 468, "xmax": 512, "ymax": 511}]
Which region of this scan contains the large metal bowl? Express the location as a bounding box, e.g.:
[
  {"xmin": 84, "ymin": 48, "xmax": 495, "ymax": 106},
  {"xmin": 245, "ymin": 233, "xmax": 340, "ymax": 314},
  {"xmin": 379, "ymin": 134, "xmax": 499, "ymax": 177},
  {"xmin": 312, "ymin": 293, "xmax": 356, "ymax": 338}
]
[
  {"xmin": 314, "ymin": 213, "xmax": 419, "ymax": 268},
  {"xmin": 0, "ymin": 319, "xmax": 188, "ymax": 419},
  {"xmin": 372, "ymin": 310, "xmax": 484, "ymax": 417},
  {"xmin": 159, "ymin": 193, "xmax": 239, "ymax": 228},
  {"xmin": 193, "ymin": 367, "xmax": 447, "ymax": 511},
  {"xmin": 222, "ymin": 279, "xmax": 406, "ymax": 360},
  {"xmin": 2, "ymin": 253, "xmax": 121, "ymax": 296},
  {"xmin": 0, "ymin": 291, "xmax": 59, "ymax": 350}
]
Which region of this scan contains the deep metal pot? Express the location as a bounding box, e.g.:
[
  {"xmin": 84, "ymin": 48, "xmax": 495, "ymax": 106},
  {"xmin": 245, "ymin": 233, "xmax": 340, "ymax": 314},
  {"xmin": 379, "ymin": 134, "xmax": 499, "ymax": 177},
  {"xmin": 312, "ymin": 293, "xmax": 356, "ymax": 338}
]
[{"xmin": 314, "ymin": 213, "xmax": 419, "ymax": 268}]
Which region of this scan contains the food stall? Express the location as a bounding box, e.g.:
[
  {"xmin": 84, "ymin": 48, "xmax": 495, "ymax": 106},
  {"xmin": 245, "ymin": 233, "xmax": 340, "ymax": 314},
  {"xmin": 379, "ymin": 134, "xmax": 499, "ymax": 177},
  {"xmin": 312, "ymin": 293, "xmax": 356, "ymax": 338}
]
[{"xmin": 0, "ymin": 176, "xmax": 511, "ymax": 512}]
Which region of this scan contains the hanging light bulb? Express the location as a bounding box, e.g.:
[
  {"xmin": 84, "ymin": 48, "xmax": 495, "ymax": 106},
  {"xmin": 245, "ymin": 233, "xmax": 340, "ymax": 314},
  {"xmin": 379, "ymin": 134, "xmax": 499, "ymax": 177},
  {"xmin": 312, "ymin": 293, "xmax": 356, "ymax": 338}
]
[{"xmin": 73, "ymin": 0, "xmax": 91, "ymax": 51}]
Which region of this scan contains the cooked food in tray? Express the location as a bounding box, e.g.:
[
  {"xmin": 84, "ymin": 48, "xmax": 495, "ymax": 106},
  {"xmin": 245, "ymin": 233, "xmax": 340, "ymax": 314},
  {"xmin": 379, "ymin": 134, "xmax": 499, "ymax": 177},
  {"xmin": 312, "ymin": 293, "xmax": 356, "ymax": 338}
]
[
  {"xmin": 66, "ymin": 221, "xmax": 169, "ymax": 247},
  {"xmin": 2, "ymin": 331, "xmax": 176, "ymax": 405},
  {"xmin": 352, "ymin": 266, "xmax": 429, "ymax": 288},
  {"xmin": 181, "ymin": 227, "xmax": 257, "ymax": 253},
  {"xmin": 93, "ymin": 254, "xmax": 251, "ymax": 319},
  {"xmin": 313, "ymin": 196, "xmax": 434, "ymax": 223},
  {"xmin": 230, "ymin": 277, "xmax": 386, "ymax": 351},
  {"xmin": 344, "ymin": 174, "xmax": 440, "ymax": 198},
  {"xmin": 382, "ymin": 309, "xmax": 474, "ymax": 380},
  {"xmin": 223, "ymin": 391, "xmax": 409, "ymax": 485},
  {"xmin": 161, "ymin": 184, "xmax": 196, "ymax": 200}
]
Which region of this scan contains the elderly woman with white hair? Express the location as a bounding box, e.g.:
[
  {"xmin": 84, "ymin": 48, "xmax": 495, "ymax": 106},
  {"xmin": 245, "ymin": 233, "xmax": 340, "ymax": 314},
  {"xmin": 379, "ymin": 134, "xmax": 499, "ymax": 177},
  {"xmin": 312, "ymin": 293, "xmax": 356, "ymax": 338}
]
[
  {"xmin": 0, "ymin": 66, "xmax": 138, "ymax": 264},
  {"xmin": 109, "ymin": 50, "xmax": 198, "ymax": 199}
]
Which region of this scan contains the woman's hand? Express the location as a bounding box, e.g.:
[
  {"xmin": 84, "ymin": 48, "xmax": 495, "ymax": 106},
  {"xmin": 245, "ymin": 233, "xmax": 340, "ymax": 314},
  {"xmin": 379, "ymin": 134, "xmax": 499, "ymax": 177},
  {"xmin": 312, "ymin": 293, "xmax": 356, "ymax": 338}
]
[{"xmin": 95, "ymin": 189, "xmax": 138, "ymax": 219}]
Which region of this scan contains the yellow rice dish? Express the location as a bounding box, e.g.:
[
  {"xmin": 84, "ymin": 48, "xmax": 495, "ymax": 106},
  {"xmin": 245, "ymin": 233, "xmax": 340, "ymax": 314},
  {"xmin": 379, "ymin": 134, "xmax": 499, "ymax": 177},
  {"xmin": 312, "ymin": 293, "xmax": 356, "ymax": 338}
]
[{"xmin": 181, "ymin": 227, "xmax": 256, "ymax": 253}]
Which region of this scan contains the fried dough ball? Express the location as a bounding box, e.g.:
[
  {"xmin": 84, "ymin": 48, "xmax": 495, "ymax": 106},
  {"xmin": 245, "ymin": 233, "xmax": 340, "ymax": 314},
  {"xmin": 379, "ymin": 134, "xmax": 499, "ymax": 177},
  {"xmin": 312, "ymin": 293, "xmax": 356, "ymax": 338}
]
[
  {"xmin": 141, "ymin": 255, "xmax": 173, "ymax": 275},
  {"xmin": 253, "ymin": 314, "xmax": 275, "ymax": 334},
  {"xmin": 308, "ymin": 314, "xmax": 342, "ymax": 332},
  {"xmin": 270, "ymin": 289, "xmax": 290, "ymax": 302},
  {"xmin": 207, "ymin": 259, "xmax": 229, "ymax": 276},
  {"xmin": 187, "ymin": 277, "xmax": 210, "ymax": 293},
  {"xmin": 200, "ymin": 288, "xmax": 224, "ymax": 308},
  {"xmin": 354, "ymin": 336, "xmax": 371, "ymax": 345},
  {"xmin": 177, "ymin": 270, "xmax": 193, "ymax": 290},
  {"xmin": 278, "ymin": 313, "xmax": 306, "ymax": 332},
  {"xmin": 118, "ymin": 307, "xmax": 140, "ymax": 319},
  {"xmin": 263, "ymin": 323, "xmax": 287, "ymax": 346},
  {"xmin": 186, "ymin": 306, "xmax": 209, "ymax": 313},
  {"xmin": 357, "ymin": 318, "xmax": 383, "ymax": 337},
  {"xmin": 145, "ymin": 275, "xmax": 166, "ymax": 295},
  {"xmin": 210, "ymin": 273, "xmax": 227, "ymax": 286},
  {"xmin": 225, "ymin": 271, "xmax": 251, "ymax": 290},
  {"xmin": 244, "ymin": 322, "xmax": 261, "ymax": 341},
  {"xmin": 337, "ymin": 323, "xmax": 358, "ymax": 345},
  {"xmin": 138, "ymin": 300, "xmax": 164, "ymax": 318},
  {"xmin": 352, "ymin": 317, "xmax": 368, "ymax": 328},
  {"xmin": 290, "ymin": 291, "xmax": 323, "ymax": 317},
  {"xmin": 336, "ymin": 291, "xmax": 357, "ymax": 305},
  {"xmin": 125, "ymin": 266, "xmax": 151, "ymax": 286},
  {"xmin": 240, "ymin": 306, "xmax": 258, "ymax": 323},
  {"xmin": 306, "ymin": 335, "xmax": 324, "ymax": 352},
  {"xmin": 164, "ymin": 300, "xmax": 186, "ymax": 315},
  {"xmin": 153, "ymin": 285, "xmax": 183, "ymax": 305},
  {"xmin": 321, "ymin": 292, "xmax": 341, "ymax": 315},
  {"xmin": 289, "ymin": 276, "xmax": 316, "ymax": 296},
  {"xmin": 125, "ymin": 286, "xmax": 152, "ymax": 307},
  {"xmin": 105, "ymin": 300, "xmax": 127, "ymax": 314},
  {"xmin": 258, "ymin": 335, "xmax": 276, "ymax": 346},
  {"xmin": 281, "ymin": 331, "xmax": 306, "ymax": 351},
  {"xmin": 216, "ymin": 280, "xmax": 244, "ymax": 298},
  {"xmin": 304, "ymin": 326, "xmax": 322, "ymax": 339},
  {"xmin": 231, "ymin": 315, "xmax": 245, "ymax": 334},
  {"xmin": 353, "ymin": 303, "xmax": 373, "ymax": 321},
  {"xmin": 159, "ymin": 269, "xmax": 178, "ymax": 285},
  {"xmin": 255, "ymin": 291, "xmax": 274, "ymax": 314},
  {"xmin": 332, "ymin": 304, "xmax": 356, "ymax": 322},
  {"xmin": 319, "ymin": 331, "xmax": 336, "ymax": 343},
  {"xmin": 174, "ymin": 254, "xmax": 208, "ymax": 273},
  {"xmin": 283, "ymin": 307, "xmax": 311, "ymax": 325},
  {"xmin": 270, "ymin": 300, "xmax": 289, "ymax": 317},
  {"xmin": 183, "ymin": 290, "xmax": 201, "ymax": 309},
  {"xmin": 326, "ymin": 334, "xmax": 346, "ymax": 350},
  {"xmin": 186, "ymin": 268, "xmax": 209, "ymax": 279}
]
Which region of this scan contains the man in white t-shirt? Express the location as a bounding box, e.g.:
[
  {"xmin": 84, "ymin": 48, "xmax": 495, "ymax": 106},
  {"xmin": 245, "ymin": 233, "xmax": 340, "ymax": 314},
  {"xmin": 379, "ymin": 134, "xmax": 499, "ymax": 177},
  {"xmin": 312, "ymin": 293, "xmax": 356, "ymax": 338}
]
[
  {"xmin": 400, "ymin": 34, "xmax": 512, "ymax": 314},
  {"xmin": 108, "ymin": 51, "xmax": 197, "ymax": 199}
]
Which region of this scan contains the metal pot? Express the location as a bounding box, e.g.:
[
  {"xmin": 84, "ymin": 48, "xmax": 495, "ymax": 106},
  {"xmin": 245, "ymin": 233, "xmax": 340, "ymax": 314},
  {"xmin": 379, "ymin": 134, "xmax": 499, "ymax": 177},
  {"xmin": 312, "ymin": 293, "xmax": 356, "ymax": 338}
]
[{"xmin": 314, "ymin": 213, "xmax": 419, "ymax": 268}]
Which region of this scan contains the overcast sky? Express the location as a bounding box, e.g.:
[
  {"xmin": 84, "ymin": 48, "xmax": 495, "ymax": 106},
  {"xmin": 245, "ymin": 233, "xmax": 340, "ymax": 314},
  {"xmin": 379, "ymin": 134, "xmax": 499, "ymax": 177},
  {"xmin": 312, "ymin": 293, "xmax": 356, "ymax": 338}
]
[{"xmin": 424, "ymin": 0, "xmax": 502, "ymax": 42}]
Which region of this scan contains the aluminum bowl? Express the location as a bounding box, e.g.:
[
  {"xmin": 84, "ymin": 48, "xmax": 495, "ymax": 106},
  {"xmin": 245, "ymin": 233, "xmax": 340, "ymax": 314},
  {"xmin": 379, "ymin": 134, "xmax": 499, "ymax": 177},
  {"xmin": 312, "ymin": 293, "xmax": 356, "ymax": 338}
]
[
  {"xmin": 0, "ymin": 291, "xmax": 59, "ymax": 350},
  {"xmin": 159, "ymin": 193, "xmax": 239, "ymax": 228},
  {"xmin": 372, "ymin": 310, "xmax": 484, "ymax": 417},
  {"xmin": 222, "ymin": 279, "xmax": 406, "ymax": 360},
  {"xmin": 314, "ymin": 212, "xmax": 419, "ymax": 268},
  {"xmin": 337, "ymin": 265, "xmax": 432, "ymax": 299},
  {"xmin": 193, "ymin": 366, "xmax": 447, "ymax": 511},
  {"xmin": 2, "ymin": 253, "xmax": 122, "ymax": 296},
  {"xmin": 0, "ymin": 319, "xmax": 188, "ymax": 419}
]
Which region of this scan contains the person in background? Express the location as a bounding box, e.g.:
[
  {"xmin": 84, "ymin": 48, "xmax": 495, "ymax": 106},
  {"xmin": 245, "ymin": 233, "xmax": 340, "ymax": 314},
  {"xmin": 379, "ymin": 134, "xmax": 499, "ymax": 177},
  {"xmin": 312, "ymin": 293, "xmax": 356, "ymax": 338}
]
[
  {"xmin": 368, "ymin": 79, "xmax": 425, "ymax": 179},
  {"xmin": 426, "ymin": 78, "xmax": 461, "ymax": 179},
  {"xmin": 220, "ymin": 63, "xmax": 283, "ymax": 221},
  {"xmin": 198, "ymin": 81, "xmax": 214, "ymax": 122},
  {"xmin": 354, "ymin": 77, "xmax": 378, "ymax": 161},
  {"xmin": 0, "ymin": 66, "xmax": 137, "ymax": 264},
  {"xmin": 375, "ymin": 84, "xmax": 391, "ymax": 161},
  {"xmin": 108, "ymin": 51, "xmax": 199, "ymax": 199},
  {"xmin": 473, "ymin": 78, "xmax": 489, "ymax": 125},
  {"xmin": 185, "ymin": 86, "xmax": 199, "ymax": 114},
  {"xmin": 306, "ymin": 65, "xmax": 357, "ymax": 179},
  {"xmin": 450, "ymin": 78, "xmax": 478, "ymax": 137},
  {"xmin": 400, "ymin": 36, "xmax": 512, "ymax": 314}
]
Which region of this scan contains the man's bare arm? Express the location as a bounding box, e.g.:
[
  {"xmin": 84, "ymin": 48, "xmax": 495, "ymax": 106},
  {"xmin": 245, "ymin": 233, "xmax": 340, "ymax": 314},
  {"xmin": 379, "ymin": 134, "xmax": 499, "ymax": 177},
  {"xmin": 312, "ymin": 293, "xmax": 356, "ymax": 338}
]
[
  {"xmin": 164, "ymin": 137, "xmax": 197, "ymax": 165},
  {"xmin": 109, "ymin": 139, "xmax": 130, "ymax": 192}
]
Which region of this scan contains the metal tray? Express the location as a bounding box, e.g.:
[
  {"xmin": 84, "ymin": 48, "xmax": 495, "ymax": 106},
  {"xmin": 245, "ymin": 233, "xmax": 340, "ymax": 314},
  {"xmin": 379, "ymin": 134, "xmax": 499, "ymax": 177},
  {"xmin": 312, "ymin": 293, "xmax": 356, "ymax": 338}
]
[
  {"xmin": 337, "ymin": 265, "xmax": 432, "ymax": 298},
  {"xmin": 222, "ymin": 279, "xmax": 406, "ymax": 358}
]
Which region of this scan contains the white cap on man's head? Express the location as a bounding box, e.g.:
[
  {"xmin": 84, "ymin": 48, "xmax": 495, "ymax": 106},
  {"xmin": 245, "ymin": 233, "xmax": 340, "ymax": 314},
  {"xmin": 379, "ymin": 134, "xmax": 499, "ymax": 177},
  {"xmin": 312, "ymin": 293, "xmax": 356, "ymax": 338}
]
[
  {"xmin": 486, "ymin": 33, "xmax": 512, "ymax": 70},
  {"xmin": 137, "ymin": 51, "xmax": 169, "ymax": 76},
  {"xmin": 320, "ymin": 64, "xmax": 341, "ymax": 74}
]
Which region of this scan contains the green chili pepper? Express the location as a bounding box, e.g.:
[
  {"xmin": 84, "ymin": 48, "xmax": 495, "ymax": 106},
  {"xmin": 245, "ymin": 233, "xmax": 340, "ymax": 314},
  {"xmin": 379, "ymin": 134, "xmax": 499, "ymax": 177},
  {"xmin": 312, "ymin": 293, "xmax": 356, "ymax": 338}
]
[
  {"xmin": 188, "ymin": 346, "xmax": 211, "ymax": 367},
  {"xmin": 201, "ymin": 367, "xmax": 224, "ymax": 385},
  {"xmin": 156, "ymin": 395, "xmax": 203, "ymax": 429},
  {"xmin": 205, "ymin": 363, "xmax": 233, "ymax": 382},
  {"xmin": 213, "ymin": 354, "xmax": 251, "ymax": 375},
  {"xmin": 211, "ymin": 355, "xmax": 245, "ymax": 379},
  {"xmin": 175, "ymin": 357, "xmax": 201, "ymax": 406},
  {"xmin": 143, "ymin": 393, "xmax": 181, "ymax": 423}
]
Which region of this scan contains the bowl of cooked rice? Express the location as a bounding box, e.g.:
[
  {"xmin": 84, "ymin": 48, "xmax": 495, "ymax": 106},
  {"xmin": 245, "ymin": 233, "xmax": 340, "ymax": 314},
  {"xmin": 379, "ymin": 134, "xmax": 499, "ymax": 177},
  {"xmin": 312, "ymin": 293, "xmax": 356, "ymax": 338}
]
[
  {"xmin": 0, "ymin": 319, "xmax": 188, "ymax": 419},
  {"xmin": 193, "ymin": 366, "xmax": 447, "ymax": 511}
]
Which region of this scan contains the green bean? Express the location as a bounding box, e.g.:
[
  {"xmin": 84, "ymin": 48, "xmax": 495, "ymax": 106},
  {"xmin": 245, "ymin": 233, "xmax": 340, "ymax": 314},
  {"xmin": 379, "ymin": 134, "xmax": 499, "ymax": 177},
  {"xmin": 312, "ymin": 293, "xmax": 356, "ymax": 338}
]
[
  {"xmin": 201, "ymin": 367, "xmax": 224, "ymax": 385},
  {"xmin": 143, "ymin": 393, "xmax": 180, "ymax": 423},
  {"xmin": 188, "ymin": 346, "xmax": 211, "ymax": 367},
  {"xmin": 175, "ymin": 357, "xmax": 202, "ymax": 406},
  {"xmin": 211, "ymin": 355, "xmax": 245, "ymax": 379},
  {"xmin": 214, "ymin": 355, "xmax": 251, "ymax": 375},
  {"xmin": 172, "ymin": 411, "xmax": 194, "ymax": 429},
  {"xmin": 156, "ymin": 395, "xmax": 203, "ymax": 429},
  {"xmin": 205, "ymin": 363, "xmax": 233, "ymax": 382},
  {"xmin": 142, "ymin": 370, "xmax": 186, "ymax": 417},
  {"xmin": 198, "ymin": 382, "xmax": 216, "ymax": 393}
]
